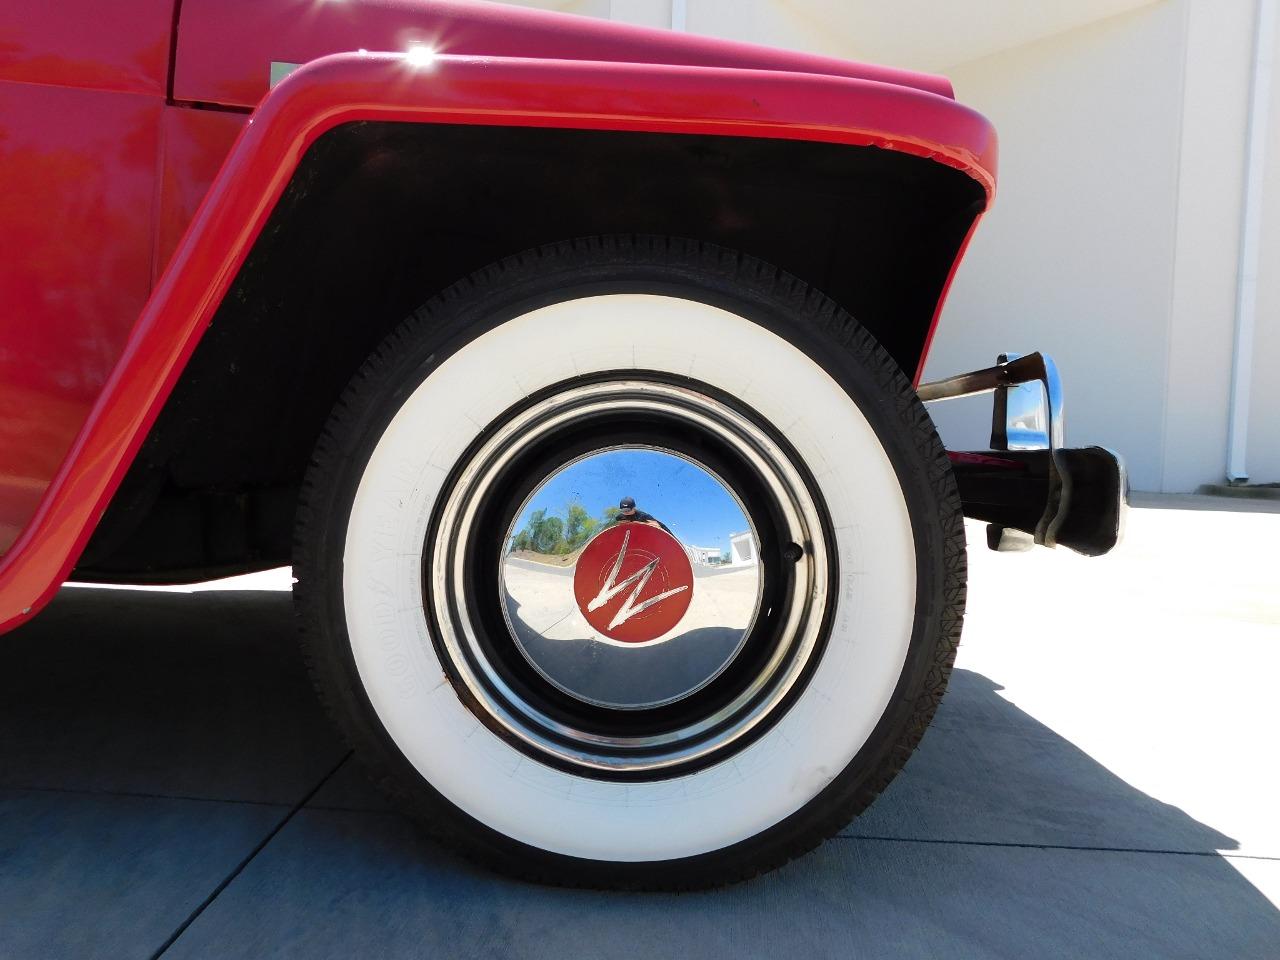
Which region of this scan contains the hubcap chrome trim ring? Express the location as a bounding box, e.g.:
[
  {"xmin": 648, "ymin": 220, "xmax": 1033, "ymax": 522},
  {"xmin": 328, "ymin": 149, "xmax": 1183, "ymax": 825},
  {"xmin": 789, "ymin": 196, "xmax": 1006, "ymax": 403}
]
[{"xmin": 425, "ymin": 378, "xmax": 830, "ymax": 775}]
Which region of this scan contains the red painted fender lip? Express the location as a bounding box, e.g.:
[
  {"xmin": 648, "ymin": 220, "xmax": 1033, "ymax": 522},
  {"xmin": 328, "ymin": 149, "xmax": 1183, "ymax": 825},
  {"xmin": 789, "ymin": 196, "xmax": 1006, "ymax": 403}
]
[{"xmin": 0, "ymin": 51, "xmax": 996, "ymax": 632}]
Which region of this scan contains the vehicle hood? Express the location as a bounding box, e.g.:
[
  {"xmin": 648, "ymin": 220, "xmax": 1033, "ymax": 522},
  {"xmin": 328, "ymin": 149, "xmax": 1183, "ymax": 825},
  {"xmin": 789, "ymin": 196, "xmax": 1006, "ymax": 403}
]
[{"xmin": 173, "ymin": 0, "xmax": 955, "ymax": 109}]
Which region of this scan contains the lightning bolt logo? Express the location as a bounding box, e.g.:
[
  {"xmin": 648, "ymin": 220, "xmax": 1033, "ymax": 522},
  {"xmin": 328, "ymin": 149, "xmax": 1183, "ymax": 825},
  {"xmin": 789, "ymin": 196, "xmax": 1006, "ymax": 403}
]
[{"xmin": 586, "ymin": 529, "xmax": 690, "ymax": 630}]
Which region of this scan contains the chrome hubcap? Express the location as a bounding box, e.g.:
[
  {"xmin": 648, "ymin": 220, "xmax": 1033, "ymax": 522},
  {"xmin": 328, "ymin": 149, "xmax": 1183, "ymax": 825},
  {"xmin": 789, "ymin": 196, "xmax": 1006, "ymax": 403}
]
[
  {"xmin": 426, "ymin": 378, "xmax": 831, "ymax": 776},
  {"xmin": 501, "ymin": 448, "xmax": 762, "ymax": 710}
]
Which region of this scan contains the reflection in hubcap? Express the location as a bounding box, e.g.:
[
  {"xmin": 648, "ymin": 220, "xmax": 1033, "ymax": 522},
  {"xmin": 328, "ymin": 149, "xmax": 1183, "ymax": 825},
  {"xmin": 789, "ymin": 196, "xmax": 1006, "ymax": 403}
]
[{"xmin": 500, "ymin": 448, "xmax": 761, "ymax": 710}]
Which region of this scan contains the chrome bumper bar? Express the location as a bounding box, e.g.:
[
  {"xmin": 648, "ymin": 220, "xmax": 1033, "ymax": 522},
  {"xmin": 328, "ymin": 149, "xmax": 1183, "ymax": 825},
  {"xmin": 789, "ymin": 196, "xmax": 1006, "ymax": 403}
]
[{"xmin": 919, "ymin": 352, "xmax": 1127, "ymax": 556}]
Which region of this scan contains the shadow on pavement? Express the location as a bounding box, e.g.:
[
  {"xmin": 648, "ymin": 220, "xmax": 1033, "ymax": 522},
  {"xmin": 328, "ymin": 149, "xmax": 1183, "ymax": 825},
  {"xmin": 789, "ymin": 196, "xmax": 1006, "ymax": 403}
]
[{"xmin": 0, "ymin": 585, "xmax": 1276, "ymax": 959}]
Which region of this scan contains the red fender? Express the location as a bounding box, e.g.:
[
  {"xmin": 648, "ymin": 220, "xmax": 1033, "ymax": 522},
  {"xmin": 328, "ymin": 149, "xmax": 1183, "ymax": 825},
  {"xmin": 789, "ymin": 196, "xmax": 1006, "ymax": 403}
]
[{"xmin": 0, "ymin": 50, "xmax": 996, "ymax": 631}]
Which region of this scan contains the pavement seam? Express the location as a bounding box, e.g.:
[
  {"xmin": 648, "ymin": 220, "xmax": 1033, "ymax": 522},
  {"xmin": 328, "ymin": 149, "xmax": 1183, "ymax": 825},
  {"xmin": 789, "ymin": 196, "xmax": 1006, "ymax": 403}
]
[
  {"xmin": 147, "ymin": 750, "xmax": 353, "ymax": 960},
  {"xmin": 1, "ymin": 783, "xmax": 291, "ymax": 808},
  {"xmin": 305, "ymin": 803, "xmax": 400, "ymax": 815},
  {"xmin": 837, "ymin": 834, "xmax": 1280, "ymax": 861}
]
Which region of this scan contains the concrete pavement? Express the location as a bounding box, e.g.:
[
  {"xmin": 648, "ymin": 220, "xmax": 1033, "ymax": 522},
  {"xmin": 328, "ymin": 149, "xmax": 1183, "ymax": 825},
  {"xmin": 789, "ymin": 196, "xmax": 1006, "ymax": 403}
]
[{"xmin": 0, "ymin": 495, "xmax": 1277, "ymax": 958}]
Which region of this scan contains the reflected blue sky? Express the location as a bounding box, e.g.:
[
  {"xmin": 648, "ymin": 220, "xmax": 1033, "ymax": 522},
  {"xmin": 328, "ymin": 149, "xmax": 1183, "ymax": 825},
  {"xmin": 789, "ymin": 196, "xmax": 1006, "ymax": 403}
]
[{"xmin": 511, "ymin": 449, "xmax": 749, "ymax": 549}]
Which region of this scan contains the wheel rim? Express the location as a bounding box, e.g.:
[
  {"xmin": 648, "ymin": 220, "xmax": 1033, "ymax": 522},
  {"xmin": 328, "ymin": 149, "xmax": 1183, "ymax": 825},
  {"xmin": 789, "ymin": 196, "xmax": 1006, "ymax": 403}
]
[{"xmin": 425, "ymin": 377, "xmax": 832, "ymax": 777}]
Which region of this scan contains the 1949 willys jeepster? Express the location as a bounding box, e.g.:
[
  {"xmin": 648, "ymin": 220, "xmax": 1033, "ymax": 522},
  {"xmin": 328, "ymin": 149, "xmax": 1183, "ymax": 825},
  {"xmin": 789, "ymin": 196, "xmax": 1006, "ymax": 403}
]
[{"xmin": 1, "ymin": 0, "xmax": 1125, "ymax": 887}]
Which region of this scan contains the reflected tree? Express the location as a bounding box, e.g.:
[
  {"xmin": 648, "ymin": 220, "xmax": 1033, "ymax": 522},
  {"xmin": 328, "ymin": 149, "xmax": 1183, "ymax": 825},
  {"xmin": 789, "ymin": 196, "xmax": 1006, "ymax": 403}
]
[
  {"xmin": 564, "ymin": 502, "xmax": 598, "ymax": 548},
  {"xmin": 511, "ymin": 500, "xmax": 605, "ymax": 555}
]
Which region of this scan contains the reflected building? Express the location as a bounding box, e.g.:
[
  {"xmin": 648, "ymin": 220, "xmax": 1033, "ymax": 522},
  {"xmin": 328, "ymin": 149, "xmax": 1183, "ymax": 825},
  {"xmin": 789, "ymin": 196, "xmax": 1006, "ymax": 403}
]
[
  {"xmin": 685, "ymin": 545, "xmax": 720, "ymax": 565},
  {"xmin": 728, "ymin": 530, "xmax": 755, "ymax": 566}
]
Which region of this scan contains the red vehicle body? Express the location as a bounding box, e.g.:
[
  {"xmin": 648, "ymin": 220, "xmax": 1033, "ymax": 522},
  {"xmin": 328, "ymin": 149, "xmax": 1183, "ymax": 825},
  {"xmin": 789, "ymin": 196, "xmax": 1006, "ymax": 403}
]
[{"xmin": 0, "ymin": 0, "xmax": 996, "ymax": 634}]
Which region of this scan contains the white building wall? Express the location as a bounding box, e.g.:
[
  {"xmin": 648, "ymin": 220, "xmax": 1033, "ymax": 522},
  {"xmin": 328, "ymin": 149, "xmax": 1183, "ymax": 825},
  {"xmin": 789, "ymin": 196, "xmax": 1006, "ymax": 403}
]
[
  {"xmin": 497, "ymin": 0, "xmax": 1277, "ymax": 490},
  {"xmin": 1162, "ymin": 0, "xmax": 1254, "ymax": 491},
  {"xmin": 924, "ymin": 4, "xmax": 1186, "ymax": 491},
  {"xmin": 1251, "ymin": 12, "xmax": 1280, "ymax": 483}
]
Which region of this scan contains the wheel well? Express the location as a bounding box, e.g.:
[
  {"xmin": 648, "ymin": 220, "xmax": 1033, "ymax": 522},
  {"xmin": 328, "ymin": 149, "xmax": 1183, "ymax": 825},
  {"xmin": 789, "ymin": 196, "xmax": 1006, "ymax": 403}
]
[{"xmin": 74, "ymin": 122, "xmax": 984, "ymax": 580}]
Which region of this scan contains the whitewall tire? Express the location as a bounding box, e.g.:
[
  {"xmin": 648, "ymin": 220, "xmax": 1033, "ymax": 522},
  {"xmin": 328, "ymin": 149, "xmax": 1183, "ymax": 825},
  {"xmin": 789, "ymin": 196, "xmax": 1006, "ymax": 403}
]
[{"xmin": 294, "ymin": 237, "xmax": 965, "ymax": 888}]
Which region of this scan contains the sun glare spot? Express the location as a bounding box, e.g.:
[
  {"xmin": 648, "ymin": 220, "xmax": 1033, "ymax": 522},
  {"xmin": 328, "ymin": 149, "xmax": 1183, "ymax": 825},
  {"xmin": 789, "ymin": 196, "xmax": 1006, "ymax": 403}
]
[{"xmin": 405, "ymin": 45, "xmax": 437, "ymax": 68}]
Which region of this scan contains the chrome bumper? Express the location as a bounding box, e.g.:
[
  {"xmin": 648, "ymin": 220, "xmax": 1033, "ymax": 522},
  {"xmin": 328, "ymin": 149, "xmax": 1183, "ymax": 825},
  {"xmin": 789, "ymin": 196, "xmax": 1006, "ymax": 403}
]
[{"xmin": 919, "ymin": 353, "xmax": 1127, "ymax": 556}]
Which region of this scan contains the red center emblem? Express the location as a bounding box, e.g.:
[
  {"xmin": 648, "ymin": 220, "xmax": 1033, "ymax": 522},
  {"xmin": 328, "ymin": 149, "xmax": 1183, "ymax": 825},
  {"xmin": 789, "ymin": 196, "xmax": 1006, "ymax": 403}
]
[{"xmin": 572, "ymin": 523, "xmax": 695, "ymax": 644}]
